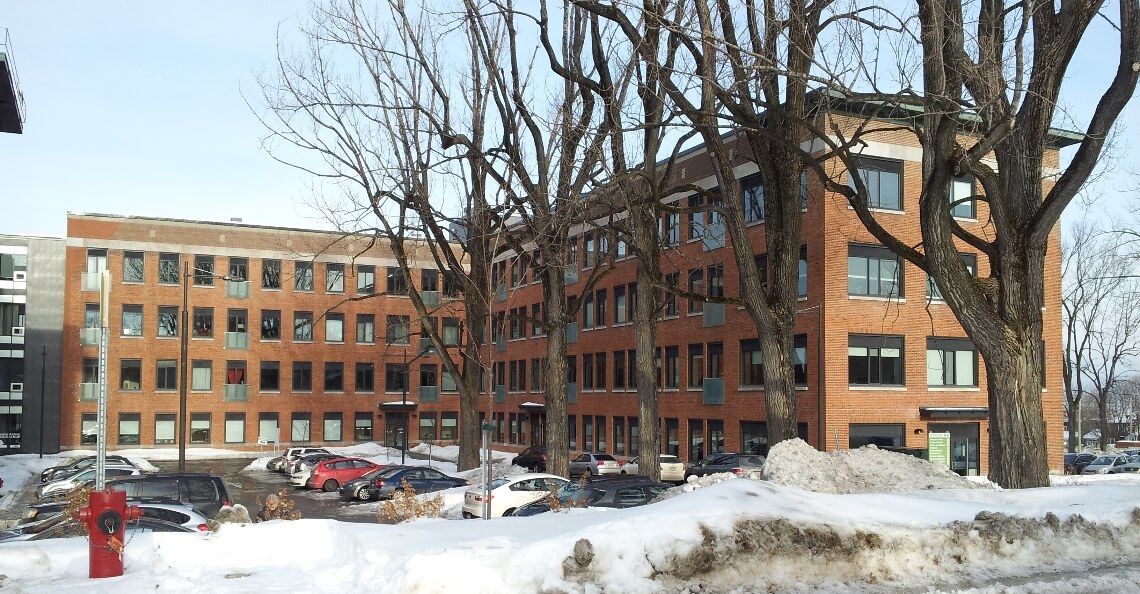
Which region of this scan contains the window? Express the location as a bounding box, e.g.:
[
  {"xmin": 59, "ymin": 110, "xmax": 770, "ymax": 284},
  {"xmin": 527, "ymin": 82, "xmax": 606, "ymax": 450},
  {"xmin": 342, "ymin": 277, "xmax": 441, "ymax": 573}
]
[
  {"xmin": 798, "ymin": 246, "xmax": 808, "ymax": 298},
  {"xmin": 293, "ymin": 362, "xmax": 313, "ymax": 391},
  {"xmin": 261, "ymin": 310, "xmax": 281, "ymax": 340},
  {"xmin": 583, "ymin": 354, "xmax": 594, "ymax": 390},
  {"xmin": 192, "ymin": 307, "xmax": 213, "ymax": 337},
  {"xmin": 225, "ymin": 412, "xmax": 245, "ymax": 444},
  {"xmin": 421, "ymin": 364, "xmax": 439, "ymax": 389},
  {"xmin": 849, "ymin": 157, "xmax": 902, "ymax": 210},
  {"xmin": 86, "ymin": 248, "xmax": 108, "ymax": 273},
  {"xmin": 443, "ymin": 317, "xmax": 461, "ymax": 346},
  {"xmin": 665, "ymin": 419, "xmax": 679, "ymax": 457},
  {"xmin": 707, "ymin": 342, "xmax": 724, "ymax": 380},
  {"xmin": 688, "ymin": 344, "xmax": 705, "ymax": 389},
  {"xmin": 386, "ymin": 363, "xmax": 408, "ymax": 392},
  {"xmin": 157, "ymin": 306, "xmax": 178, "ymax": 337},
  {"xmin": 294, "ymin": 262, "xmax": 314, "ymax": 291},
  {"xmin": 118, "ymin": 413, "xmax": 141, "ymax": 445},
  {"xmin": 927, "ymin": 337, "xmax": 977, "ymax": 387},
  {"xmin": 83, "ymin": 357, "xmax": 100, "ymax": 383},
  {"xmin": 355, "ymin": 413, "xmax": 373, "ymax": 441},
  {"xmin": 83, "ymin": 303, "xmax": 100, "ymax": 329},
  {"xmin": 614, "ymin": 418, "xmax": 625, "ymax": 455},
  {"xmin": 159, "ymin": 253, "xmax": 180, "ymax": 284},
  {"xmin": 323, "ymin": 263, "xmax": 344, "ymax": 293},
  {"xmin": 191, "ymin": 360, "xmax": 212, "ymax": 391},
  {"xmin": 848, "ymin": 334, "xmax": 905, "ymax": 386},
  {"xmin": 794, "ymin": 334, "xmax": 808, "ymax": 386},
  {"xmin": 292, "ymin": 414, "xmax": 312, "ymax": 442},
  {"xmin": 614, "ymin": 286, "xmax": 627, "ymax": 324},
  {"xmin": 708, "ymin": 265, "xmax": 724, "ymax": 298},
  {"xmin": 191, "ymin": 413, "xmax": 211, "ymax": 444},
  {"xmin": 386, "ymin": 315, "xmax": 410, "ymax": 344},
  {"xmin": 445, "ymin": 367, "xmax": 460, "ymax": 392},
  {"xmin": 226, "ymin": 361, "xmax": 247, "ymax": 385},
  {"xmin": 583, "ymin": 292, "xmax": 595, "ymax": 329},
  {"xmin": 356, "ymin": 314, "xmax": 375, "ymax": 344},
  {"xmin": 357, "ymin": 265, "xmax": 375, "ymax": 294},
  {"xmin": 194, "ymin": 255, "xmax": 215, "ymax": 286},
  {"xmin": 741, "ymin": 339, "xmax": 764, "ymax": 387},
  {"xmin": 848, "ymin": 244, "xmax": 902, "ymax": 298},
  {"xmin": 664, "ymin": 273, "xmax": 679, "ymax": 317},
  {"xmin": 584, "ymin": 232, "xmax": 597, "ymax": 268},
  {"xmin": 81, "ymin": 414, "xmax": 98, "ymax": 445},
  {"xmin": 927, "ymin": 254, "xmax": 977, "ymax": 301},
  {"xmin": 595, "ymin": 289, "xmax": 607, "ymax": 327},
  {"xmin": 260, "ymin": 361, "xmax": 280, "ymax": 392},
  {"xmin": 628, "ymin": 350, "xmax": 637, "ymax": 388},
  {"xmin": 156, "ymin": 360, "xmax": 177, "ymax": 391},
  {"xmin": 849, "ymin": 423, "xmax": 905, "ymax": 448},
  {"xmin": 754, "ymin": 254, "xmax": 769, "ymax": 291},
  {"xmin": 229, "ymin": 257, "xmax": 248, "ymax": 281},
  {"xmin": 531, "ymin": 358, "xmax": 545, "ymax": 392},
  {"xmin": 422, "ymin": 268, "xmax": 439, "ymax": 292},
  {"xmin": 155, "ymin": 413, "xmax": 176, "ymax": 445},
  {"xmin": 616, "ymin": 236, "xmax": 628, "ymax": 259},
  {"xmin": 567, "ymin": 355, "xmax": 577, "ymax": 386},
  {"xmin": 324, "ymin": 413, "xmax": 343, "ymax": 442},
  {"xmin": 567, "ymin": 237, "xmax": 579, "ymax": 268},
  {"xmin": 122, "ymin": 305, "xmax": 142, "ymax": 336},
  {"xmin": 227, "ymin": 309, "xmax": 247, "ymax": 334},
  {"xmin": 614, "ymin": 351, "xmax": 626, "ymax": 389},
  {"xmin": 661, "ymin": 210, "xmax": 680, "ymax": 246},
  {"xmin": 120, "ymin": 359, "xmax": 142, "ymax": 391},
  {"xmin": 387, "ymin": 267, "xmax": 408, "ymax": 295},
  {"xmin": 258, "ymin": 413, "xmax": 280, "ymax": 444},
  {"xmin": 951, "ymin": 175, "xmax": 976, "ymax": 219},
  {"xmin": 689, "ymin": 419, "xmax": 706, "ymax": 462},
  {"xmin": 294, "ymin": 312, "xmax": 313, "ymax": 341},
  {"xmin": 356, "ymin": 363, "xmax": 375, "ymax": 392},
  {"xmin": 441, "ymin": 412, "xmax": 458, "ymax": 440},
  {"xmin": 326, "ymin": 313, "xmax": 344, "ymax": 343},
  {"xmin": 687, "ymin": 194, "xmax": 705, "ymax": 240},
  {"xmin": 262, "ymin": 259, "xmax": 282, "ymax": 289},
  {"xmin": 594, "ymin": 353, "xmax": 607, "ymax": 390},
  {"xmin": 324, "ymin": 362, "xmax": 344, "ymax": 391},
  {"xmin": 123, "ymin": 251, "xmax": 144, "ymax": 283},
  {"xmin": 664, "ymin": 346, "xmax": 679, "ymax": 389},
  {"xmin": 688, "ymin": 268, "xmax": 704, "ymax": 314},
  {"xmin": 443, "ymin": 271, "xmax": 461, "ymax": 298},
  {"xmin": 742, "ymin": 174, "xmax": 764, "ymax": 222}
]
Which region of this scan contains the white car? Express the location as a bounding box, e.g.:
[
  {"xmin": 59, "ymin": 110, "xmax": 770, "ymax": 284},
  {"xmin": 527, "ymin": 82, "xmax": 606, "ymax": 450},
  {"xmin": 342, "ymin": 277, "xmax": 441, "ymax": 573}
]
[
  {"xmin": 621, "ymin": 454, "xmax": 686, "ymax": 483},
  {"xmin": 1081, "ymin": 455, "xmax": 1131, "ymax": 474},
  {"xmin": 289, "ymin": 468, "xmax": 313, "ymax": 488},
  {"xmin": 462, "ymin": 473, "xmax": 570, "ymax": 518},
  {"xmin": 37, "ymin": 466, "xmax": 142, "ymax": 498}
]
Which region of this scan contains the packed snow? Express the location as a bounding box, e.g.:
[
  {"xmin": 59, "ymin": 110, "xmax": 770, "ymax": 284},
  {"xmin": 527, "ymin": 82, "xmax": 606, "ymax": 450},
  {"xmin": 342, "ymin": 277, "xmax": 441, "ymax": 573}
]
[{"xmin": 1, "ymin": 439, "xmax": 1139, "ymax": 593}]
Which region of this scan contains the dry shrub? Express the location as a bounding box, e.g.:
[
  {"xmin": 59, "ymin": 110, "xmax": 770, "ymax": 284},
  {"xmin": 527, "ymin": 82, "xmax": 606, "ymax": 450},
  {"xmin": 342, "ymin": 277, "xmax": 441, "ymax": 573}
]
[
  {"xmin": 377, "ymin": 479, "xmax": 444, "ymax": 524},
  {"xmin": 254, "ymin": 489, "xmax": 302, "ymax": 521}
]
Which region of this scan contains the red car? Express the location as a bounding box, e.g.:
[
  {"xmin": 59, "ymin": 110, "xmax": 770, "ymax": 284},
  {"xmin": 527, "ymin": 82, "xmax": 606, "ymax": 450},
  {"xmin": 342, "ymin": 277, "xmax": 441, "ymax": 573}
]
[{"xmin": 307, "ymin": 457, "xmax": 382, "ymax": 492}]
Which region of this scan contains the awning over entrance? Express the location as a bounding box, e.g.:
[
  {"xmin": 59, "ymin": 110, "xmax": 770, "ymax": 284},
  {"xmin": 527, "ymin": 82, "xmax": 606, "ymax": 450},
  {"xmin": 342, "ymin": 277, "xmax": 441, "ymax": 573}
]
[
  {"xmin": 920, "ymin": 407, "xmax": 988, "ymax": 419},
  {"xmin": 378, "ymin": 401, "xmax": 418, "ymax": 410},
  {"xmin": 519, "ymin": 401, "xmax": 545, "ymax": 410}
]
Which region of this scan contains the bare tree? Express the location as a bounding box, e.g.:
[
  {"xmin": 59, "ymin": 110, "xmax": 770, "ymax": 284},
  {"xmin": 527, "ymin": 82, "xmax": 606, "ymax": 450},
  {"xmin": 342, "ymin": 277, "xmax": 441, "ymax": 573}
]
[{"xmin": 819, "ymin": 0, "xmax": 1140, "ymax": 487}]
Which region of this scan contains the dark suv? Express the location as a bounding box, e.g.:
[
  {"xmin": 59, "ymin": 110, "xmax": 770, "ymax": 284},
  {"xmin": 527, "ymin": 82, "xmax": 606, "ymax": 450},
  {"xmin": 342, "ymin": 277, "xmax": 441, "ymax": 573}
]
[
  {"xmin": 511, "ymin": 446, "xmax": 548, "ymax": 472},
  {"xmin": 514, "ymin": 475, "xmax": 670, "ymax": 516},
  {"xmin": 106, "ymin": 473, "xmax": 232, "ymax": 518},
  {"xmin": 684, "ymin": 453, "xmax": 766, "ymax": 480}
]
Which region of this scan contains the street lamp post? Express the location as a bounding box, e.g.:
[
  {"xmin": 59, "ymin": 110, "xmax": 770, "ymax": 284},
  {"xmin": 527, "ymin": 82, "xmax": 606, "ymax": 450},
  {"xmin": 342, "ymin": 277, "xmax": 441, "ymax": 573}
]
[
  {"xmin": 39, "ymin": 346, "xmax": 46, "ymax": 458},
  {"xmin": 401, "ymin": 349, "xmax": 408, "ymax": 464}
]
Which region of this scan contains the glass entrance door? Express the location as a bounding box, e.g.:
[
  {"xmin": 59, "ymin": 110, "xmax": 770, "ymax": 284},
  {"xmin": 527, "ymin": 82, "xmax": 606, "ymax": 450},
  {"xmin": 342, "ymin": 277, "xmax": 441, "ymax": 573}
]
[
  {"xmin": 384, "ymin": 412, "xmax": 408, "ymax": 449},
  {"xmin": 929, "ymin": 422, "xmax": 980, "ymax": 476}
]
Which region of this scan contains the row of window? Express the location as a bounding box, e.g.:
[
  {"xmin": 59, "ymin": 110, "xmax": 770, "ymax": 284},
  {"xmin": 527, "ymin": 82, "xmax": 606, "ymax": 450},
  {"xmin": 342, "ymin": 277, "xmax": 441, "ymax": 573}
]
[
  {"xmin": 846, "ymin": 157, "xmax": 977, "ymax": 218},
  {"xmin": 81, "ymin": 358, "xmax": 464, "ymax": 394},
  {"xmin": 83, "ymin": 303, "xmax": 462, "ymax": 347},
  {"xmin": 848, "ymin": 244, "xmax": 977, "ymax": 300},
  {"xmin": 85, "ymin": 249, "xmax": 460, "ymax": 297}
]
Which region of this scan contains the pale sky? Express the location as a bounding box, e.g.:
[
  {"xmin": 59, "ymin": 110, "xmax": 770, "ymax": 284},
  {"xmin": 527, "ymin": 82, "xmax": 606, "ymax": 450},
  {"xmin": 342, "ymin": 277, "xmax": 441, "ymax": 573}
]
[{"xmin": 1, "ymin": 2, "xmax": 1137, "ymax": 238}]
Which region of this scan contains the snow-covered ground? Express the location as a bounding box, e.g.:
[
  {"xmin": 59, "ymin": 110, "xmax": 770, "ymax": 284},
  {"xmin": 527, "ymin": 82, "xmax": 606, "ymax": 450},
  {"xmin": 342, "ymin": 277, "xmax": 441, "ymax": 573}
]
[{"xmin": 1, "ymin": 440, "xmax": 1139, "ymax": 593}]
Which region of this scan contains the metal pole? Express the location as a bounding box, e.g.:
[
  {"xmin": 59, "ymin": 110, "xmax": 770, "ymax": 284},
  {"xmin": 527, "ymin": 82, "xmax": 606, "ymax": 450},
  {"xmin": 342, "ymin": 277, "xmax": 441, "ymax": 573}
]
[
  {"xmin": 408, "ymin": 348, "xmax": 412, "ymax": 465},
  {"xmin": 178, "ymin": 262, "xmax": 189, "ymax": 474},
  {"xmin": 96, "ymin": 270, "xmax": 110, "ymax": 489},
  {"xmin": 39, "ymin": 346, "xmax": 46, "ymax": 458},
  {"xmin": 817, "ymin": 305, "xmax": 825, "ymax": 451}
]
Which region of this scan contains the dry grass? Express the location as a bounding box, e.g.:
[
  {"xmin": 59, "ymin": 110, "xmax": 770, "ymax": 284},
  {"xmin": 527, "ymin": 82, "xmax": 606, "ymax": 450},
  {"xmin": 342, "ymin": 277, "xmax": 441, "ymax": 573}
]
[
  {"xmin": 254, "ymin": 489, "xmax": 302, "ymax": 521},
  {"xmin": 377, "ymin": 480, "xmax": 445, "ymax": 524}
]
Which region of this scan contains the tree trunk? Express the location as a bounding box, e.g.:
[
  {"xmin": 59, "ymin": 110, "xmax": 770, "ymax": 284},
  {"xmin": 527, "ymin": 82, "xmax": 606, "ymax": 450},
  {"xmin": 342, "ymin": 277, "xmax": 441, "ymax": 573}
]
[
  {"xmin": 984, "ymin": 332, "xmax": 1049, "ymax": 488},
  {"xmin": 458, "ymin": 289, "xmax": 487, "ymax": 472},
  {"xmin": 630, "ymin": 197, "xmax": 662, "ymax": 481},
  {"xmin": 543, "ymin": 268, "xmax": 569, "ymax": 478}
]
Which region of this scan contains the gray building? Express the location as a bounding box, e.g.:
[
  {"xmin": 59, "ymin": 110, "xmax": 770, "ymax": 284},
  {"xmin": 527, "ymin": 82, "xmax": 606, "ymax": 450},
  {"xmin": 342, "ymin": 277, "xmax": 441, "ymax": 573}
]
[{"xmin": 1, "ymin": 236, "xmax": 64, "ymax": 454}]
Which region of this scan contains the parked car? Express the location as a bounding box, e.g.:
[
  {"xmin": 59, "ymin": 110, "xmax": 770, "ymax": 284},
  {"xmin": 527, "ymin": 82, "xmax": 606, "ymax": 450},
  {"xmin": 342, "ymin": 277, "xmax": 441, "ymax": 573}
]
[
  {"xmin": 684, "ymin": 453, "xmax": 766, "ymax": 480},
  {"xmin": 620, "ymin": 455, "xmax": 686, "ymax": 483},
  {"xmin": 341, "ymin": 466, "xmax": 468, "ymax": 501},
  {"xmin": 288, "ymin": 452, "xmax": 340, "ymax": 476},
  {"xmin": 40, "ymin": 455, "xmax": 135, "ymax": 483},
  {"xmin": 1081, "ymin": 454, "xmax": 1131, "ymax": 474},
  {"xmin": 514, "ymin": 475, "xmax": 671, "ymax": 516},
  {"xmin": 36, "ymin": 466, "xmax": 143, "ymax": 499},
  {"xmin": 272, "ymin": 447, "xmax": 332, "ymax": 473},
  {"xmin": 462, "ymin": 473, "xmax": 570, "ymax": 518},
  {"xmin": 18, "ymin": 498, "xmax": 210, "ymax": 531},
  {"xmin": 307, "ymin": 457, "xmax": 381, "ymax": 492},
  {"xmin": 1108, "ymin": 454, "xmax": 1140, "ymax": 474},
  {"xmin": 511, "ymin": 446, "xmax": 548, "ymax": 472},
  {"xmin": 106, "ymin": 473, "xmax": 232, "ymax": 518},
  {"xmin": 569, "ymin": 453, "xmax": 623, "ymax": 479},
  {"xmin": 1064, "ymin": 453, "xmax": 1099, "ymax": 475},
  {"xmin": 1, "ymin": 514, "xmax": 195, "ymax": 544},
  {"xmin": 41, "ymin": 458, "xmax": 139, "ymax": 486}
]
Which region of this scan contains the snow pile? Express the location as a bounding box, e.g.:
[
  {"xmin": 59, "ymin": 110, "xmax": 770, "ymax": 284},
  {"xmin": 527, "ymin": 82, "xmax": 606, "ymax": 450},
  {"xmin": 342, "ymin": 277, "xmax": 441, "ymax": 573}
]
[{"xmin": 763, "ymin": 438, "xmax": 980, "ymax": 494}]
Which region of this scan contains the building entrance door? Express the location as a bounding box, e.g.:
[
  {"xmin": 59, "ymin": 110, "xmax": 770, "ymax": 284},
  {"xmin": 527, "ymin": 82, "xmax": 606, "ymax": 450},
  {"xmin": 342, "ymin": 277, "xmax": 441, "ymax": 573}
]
[
  {"xmin": 384, "ymin": 412, "xmax": 409, "ymax": 450},
  {"xmin": 529, "ymin": 413, "xmax": 545, "ymax": 446},
  {"xmin": 929, "ymin": 422, "xmax": 980, "ymax": 476}
]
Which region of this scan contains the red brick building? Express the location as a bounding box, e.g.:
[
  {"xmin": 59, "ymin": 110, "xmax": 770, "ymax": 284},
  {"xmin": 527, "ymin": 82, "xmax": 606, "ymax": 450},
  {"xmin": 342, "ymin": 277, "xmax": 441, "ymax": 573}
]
[
  {"xmin": 485, "ymin": 114, "xmax": 1069, "ymax": 476},
  {"xmin": 60, "ymin": 213, "xmax": 466, "ymax": 452}
]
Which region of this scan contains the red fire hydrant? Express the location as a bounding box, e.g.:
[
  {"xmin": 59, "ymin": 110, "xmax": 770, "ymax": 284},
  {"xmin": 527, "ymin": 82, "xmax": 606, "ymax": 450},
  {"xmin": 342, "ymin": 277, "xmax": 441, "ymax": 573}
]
[{"xmin": 76, "ymin": 489, "xmax": 142, "ymax": 578}]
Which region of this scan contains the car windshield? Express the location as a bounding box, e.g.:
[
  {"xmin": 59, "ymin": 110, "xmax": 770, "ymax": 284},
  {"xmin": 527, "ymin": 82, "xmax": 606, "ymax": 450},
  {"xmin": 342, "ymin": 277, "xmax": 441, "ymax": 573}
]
[
  {"xmin": 1090, "ymin": 456, "xmax": 1118, "ymax": 465},
  {"xmin": 660, "ymin": 455, "xmax": 680, "ymax": 463}
]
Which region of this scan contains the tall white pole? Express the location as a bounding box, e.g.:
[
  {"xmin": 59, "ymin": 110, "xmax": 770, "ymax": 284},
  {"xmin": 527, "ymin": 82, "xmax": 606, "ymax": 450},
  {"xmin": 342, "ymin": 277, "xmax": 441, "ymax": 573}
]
[{"xmin": 95, "ymin": 269, "xmax": 111, "ymax": 489}]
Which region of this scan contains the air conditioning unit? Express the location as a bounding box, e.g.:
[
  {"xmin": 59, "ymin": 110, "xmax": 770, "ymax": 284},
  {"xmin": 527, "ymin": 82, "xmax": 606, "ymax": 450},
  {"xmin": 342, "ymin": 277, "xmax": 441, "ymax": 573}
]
[
  {"xmin": 14, "ymin": 271, "xmax": 26, "ymax": 281},
  {"xmin": 10, "ymin": 383, "xmax": 23, "ymax": 392},
  {"xmin": 12, "ymin": 326, "xmax": 24, "ymax": 337}
]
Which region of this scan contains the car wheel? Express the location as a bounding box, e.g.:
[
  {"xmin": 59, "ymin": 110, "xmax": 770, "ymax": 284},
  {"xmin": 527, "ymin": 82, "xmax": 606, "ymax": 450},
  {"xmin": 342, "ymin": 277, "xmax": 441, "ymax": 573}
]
[
  {"xmin": 323, "ymin": 479, "xmax": 340, "ymax": 492},
  {"xmin": 620, "ymin": 470, "xmax": 627, "ymax": 475},
  {"xmin": 503, "ymin": 508, "xmax": 516, "ymax": 517},
  {"xmin": 356, "ymin": 487, "xmax": 373, "ymax": 501}
]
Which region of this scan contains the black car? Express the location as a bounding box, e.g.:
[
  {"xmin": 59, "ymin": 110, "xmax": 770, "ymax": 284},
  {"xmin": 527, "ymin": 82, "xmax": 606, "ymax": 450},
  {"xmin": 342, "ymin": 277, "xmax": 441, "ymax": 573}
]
[
  {"xmin": 513, "ymin": 476, "xmax": 670, "ymax": 517},
  {"xmin": 1064, "ymin": 453, "xmax": 1098, "ymax": 475},
  {"xmin": 40, "ymin": 455, "xmax": 134, "ymax": 483},
  {"xmin": 512, "ymin": 446, "xmax": 548, "ymax": 472},
  {"xmin": 340, "ymin": 466, "xmax": 468, "ymax": 501},
  {"xmin": 684, "ymin": 453, "xmax": 766, "ymax": 480},
  {"xmin": 106, "ymin": 473, "xmax": 232, "ymax": 518}
]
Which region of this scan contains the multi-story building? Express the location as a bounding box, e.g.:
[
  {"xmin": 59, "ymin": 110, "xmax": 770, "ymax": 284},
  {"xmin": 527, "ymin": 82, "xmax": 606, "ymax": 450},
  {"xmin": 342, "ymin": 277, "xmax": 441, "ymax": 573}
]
[
  {"xmin": 59, "ymin": 214, "xmax": 465, "ymax": 452},
  {"xmin": 486, "ymin": 109, "xmax": 1069, "ymax": 476},
  {"xmin": 0, "ymin": 235, "xmax": 65, "ymax": 454}
]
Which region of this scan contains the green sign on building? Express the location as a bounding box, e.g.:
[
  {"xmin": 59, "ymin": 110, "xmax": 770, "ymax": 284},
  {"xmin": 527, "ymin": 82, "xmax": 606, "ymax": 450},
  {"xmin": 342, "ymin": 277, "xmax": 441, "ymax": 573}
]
[{"xmin": 927, "ymin": 432, "xmax": 952, "ymax": 469}]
